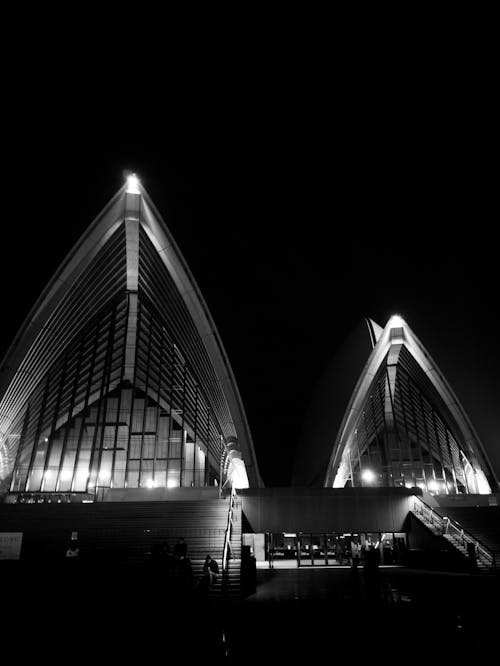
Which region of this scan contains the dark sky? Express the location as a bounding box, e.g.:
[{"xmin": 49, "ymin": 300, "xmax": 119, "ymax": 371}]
[{"xmin": 1, "ymin": 45, "xmax": 498, "ymax": 487}]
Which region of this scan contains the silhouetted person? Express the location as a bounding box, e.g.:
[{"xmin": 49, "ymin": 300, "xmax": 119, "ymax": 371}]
[
  {"xmin": 66, "ymin": 541, "xmax": 80, "ymax": 559},
  {"xmin": 335, "ymin": 542, "xmax": 344, "ymax": 565},
  {"xmin": 242, "ymin": 546, "xmax": 257, "ymax": 595},
  {"xmin": 202, "ymin": 554, "xmax": 219, "ymax": 590},
  {"xmin": 64, "ymin": 540, "xmax": 80, "ymax": 581},
  {"xmin": 467, "ymin": 541, "xmax": 477, "ymax": 571},
  {"xmin": 174, "ymin": 537, "xmax": 187, "ymax": 560},
  {"xmin": 351, "ymin": 541, "xmax": 361, "ymax": 571},
  {"xmin": 364, "ymin": 545, "xmax": 381, "ymax": 601}
]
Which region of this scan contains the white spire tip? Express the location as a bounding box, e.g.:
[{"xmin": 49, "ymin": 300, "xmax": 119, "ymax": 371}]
[{"xmin": 126, "ymin": 173, "xmax": 140, "ymax": 194}]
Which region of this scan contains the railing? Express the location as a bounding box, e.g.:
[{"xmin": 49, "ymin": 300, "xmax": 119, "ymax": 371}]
[
  {"xmin": 412, "ymin": 495, "xmax": 496, "ymax": 570},
  {"xmin": 221, "ymin": 484, "xmax": 237, "ymax": 593}
]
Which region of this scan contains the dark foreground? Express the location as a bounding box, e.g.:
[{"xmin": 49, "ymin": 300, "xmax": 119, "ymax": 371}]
[{"xmin": 2, "ymin": 561, "xmax": 498, "ymax": 663}]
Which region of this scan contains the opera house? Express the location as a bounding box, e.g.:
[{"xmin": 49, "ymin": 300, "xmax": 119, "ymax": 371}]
[{"xmin": 0, "ymin": 176, "xmax": 499, "ymax": 585}]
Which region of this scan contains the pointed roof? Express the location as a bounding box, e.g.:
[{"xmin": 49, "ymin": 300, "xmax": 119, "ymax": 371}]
[
  {"xmin": 0, "ymin": 175, "xmax": 262, "ymax": 487},
  {"xmin": 325, "ymin": 315, "xmax": 498, "ymax": 492}
]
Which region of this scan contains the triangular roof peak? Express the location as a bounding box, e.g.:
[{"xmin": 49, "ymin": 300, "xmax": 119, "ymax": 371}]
[
  {"xmin": 326, "ymin": 314, "xmax": 498, "ymax": 492},
  {"xmin": 0, "ymin": 175, "xmax": 262, "ymax": 488}
]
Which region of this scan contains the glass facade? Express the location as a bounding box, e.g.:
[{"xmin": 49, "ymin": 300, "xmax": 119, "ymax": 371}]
[
  {"xmin": 266, "ymin": 531, "xmax": 407, "ymax": 566},
  {"xmin": 1, "ymin": 181, "xmax": 258, "ymax": 495},
  {"xmin": 328, "ymin": 320, "xmax": 495, "ymax": 494},
  {"xmin": 9, "ymin": 265, "xmax": 221, "ymax": 495}
]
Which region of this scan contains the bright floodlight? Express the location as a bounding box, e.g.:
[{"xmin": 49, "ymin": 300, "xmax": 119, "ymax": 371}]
[
  {"xmin": 361, "ymin": 469, "xmax": 375, "ymax": 483},
  {"xmin": 146, "ymin": 478, "xmax": 155, "ymax": 489},
  {"xmin": 389, "ymin": 314, "xmax": 404, "ymax": 328},
  {"xmin": 230, "ymin": 457, "xmax": 249, "ymax": 489},
  {"xmin": 126, "ymin": 173, "xmax": 140, "ymax": 194},
  {"xmin": 428, "ymin": 480, "xmax": 438, "ymax": 492}
]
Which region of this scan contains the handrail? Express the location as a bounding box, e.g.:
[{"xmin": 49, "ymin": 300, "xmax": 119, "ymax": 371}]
[
  {"xmin": 221, "ymin": 484, "xmax": 237, "ymax": 593},
  {"xmin": 412, "ymin": 495, "xmax": 496, "ymax": 569}
]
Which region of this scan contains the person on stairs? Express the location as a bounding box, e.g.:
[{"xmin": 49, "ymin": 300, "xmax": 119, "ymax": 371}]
[{"xmin": 202, "ymin": 554, "xmax": 219, "ymax": 590}]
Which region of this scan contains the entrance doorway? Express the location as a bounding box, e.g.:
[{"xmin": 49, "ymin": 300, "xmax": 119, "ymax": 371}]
[{"xmin": 265, "ymin": 531, "xmax": 407, "ymax": 567}]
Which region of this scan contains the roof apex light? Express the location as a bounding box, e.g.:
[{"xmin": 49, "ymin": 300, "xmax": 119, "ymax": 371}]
[
  {"xmin": 388, "ymin": 314, "xmax": 405, "ymax": 328},
  {"xmin": 126, "ymin": 173, "xmax": 141, "ymax": 194}
]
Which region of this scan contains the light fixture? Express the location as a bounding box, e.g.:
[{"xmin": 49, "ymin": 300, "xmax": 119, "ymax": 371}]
[
  {"xmin": 98, "ymin": 470, "xmax": 110, "ymax": 483},
  {"xmin": 146, "ymin": 478, "xmax": 155, "ymax": 489},
  {"xmin": 361, "ymin": 469, "xmax": 376, "ymax": 483},
  {"xmin": 389, "ymin": 314, "xmax": 404, "ymax": 328},
  {"xmin": 126, "ymin": 173, "xmax": 140, "ymax": 194},
  {"xmin": 428, "ymin": 480, "xmax": 438, "ymax": 492}
]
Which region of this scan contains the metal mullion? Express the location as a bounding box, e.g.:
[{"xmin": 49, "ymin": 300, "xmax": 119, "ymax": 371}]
[
  {"xmin": 204, "ymin": 404, "xmax": 211, "ymax": 486},
  {"xmin": 384, "ymin": 365, "xmax": 405, "ymax": 483},
  {"xmin": 138, "ymin": 309, "xmax": 154, "ymax": 487},
  {"xmin": 179, "ymin": 364, "xmax": 187, "ymax": 486},
  {"xmin": 347, "ymin": 443, "xmax": 354, "ymax": 486},
  {"xmin": 431, "ymin": 409, "xmax": 448, "ymax": 492},
  {"xmin": 408, "ymin": 383, "xmax": 427, "ymax": 485},
  {"xmin": 71, "ymin": 327, "xmax": 102, "ymax": 493},
  {"xmin": 396, "ymin": 371, "xmax": 417, "ymax": 486},
  {"xmin": 110, "ymin": 305, "xmax": 128, "ymax": 487},
  {"xmin": 123, "ymin": 295, "xmax": 134, "ymax": 486},
  {"xmin": 124, "ymin": 296, "xmax": 141, "ymax": 487},
  {"xmin": 193, "ymin": 386, "xmax": 199, "ymax": 486},
  {"xmin": 153, "ymin": 320, "xmax": 165, "ymax": 483},
  {"xmin": 455, "ymin": 434, "xmax": 470, "ymax": 492},
  {"xmin": 355, "ymin": 427, "xmax": 362, "ymax": 485},
  {"xmin": 459, "ymin": 449, "xmax": 474, "ymax": 494},
  {"xmin": 88, "ymin": 310, "xmax": 116, "ymax": 494},
  {"xmin": 10, "ymin": 405, "xmax": 31, "ymax": 491},
  {"xmin": 26, "ymin": 373, "xmax": 51, "ymax": 491},
  {"xmin": 205, "ymin": 405, "xmax": 213, "ymax": 481},
  {"xmin": 360, "ymin": 411, "xmax": 372, "ymax": 468},
  {"xmin": 165, "ymin": 339, "xmax": 176, "ymax": 481},
  {"xmin": 418, "ymin": 391, "xmax": 437, "ymax": 485},
  {"xmin": 377, "ymin": 370, "xmax": 394, "ymax": 485},
  {"xmin": 368, "ymin": 395, "xmax": 385, "ymax": 479},
  {"xmin": 444, "ymin": 429, "xmax": 459, "ymax": 493}
]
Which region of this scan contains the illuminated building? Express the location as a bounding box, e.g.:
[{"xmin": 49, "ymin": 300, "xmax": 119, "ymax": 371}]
[
  {"xmin": 295, "ymin": 316, "xmax": 497, "ymax": 494},
  {"xmin": 0, "ymin": 175, "xmax": 261, "ymax": 498}
]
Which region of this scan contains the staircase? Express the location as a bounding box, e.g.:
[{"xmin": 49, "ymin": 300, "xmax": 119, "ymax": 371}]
[
  {"xmin": 0, "ymin": 496, "xmax": 243, "ymax": 597},
  {"xmin": 410, "ymin": 496, "xmax": 496, "ymax": 573},
  {"xmin": 221, "ymin": 494, "xmax": 242, "ymax": 599},
  {"xmin": 433, "ymin": 506, "xmax": 500, "ymax": 556}
]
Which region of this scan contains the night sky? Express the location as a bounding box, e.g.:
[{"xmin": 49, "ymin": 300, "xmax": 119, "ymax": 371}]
[{"xmin": 2, "ymin": 47, "xmax": 498, "ymax": 487}]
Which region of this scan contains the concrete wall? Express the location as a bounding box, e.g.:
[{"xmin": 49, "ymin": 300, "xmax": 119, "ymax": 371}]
[
  {"xmin": 239, "ymin": 487, "xmax": 418, "ymax": 533},
  {"xmin": 425, "ymin": 492, "xmax": 500, "ymax": 509},
  {"xmin": 102, "ymin": 487, "xmax": 220, "ymax": 501}
]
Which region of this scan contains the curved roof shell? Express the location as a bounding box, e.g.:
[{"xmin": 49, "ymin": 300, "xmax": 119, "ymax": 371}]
[{"xmin": 0, "ymin": 180, "xmax": 261, "ymax": 489}]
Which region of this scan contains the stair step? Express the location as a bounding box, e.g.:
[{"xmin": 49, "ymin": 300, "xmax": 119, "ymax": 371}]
[{"xmin": 0, "ymin": 497, "xmax": 243, "ymax": 597}]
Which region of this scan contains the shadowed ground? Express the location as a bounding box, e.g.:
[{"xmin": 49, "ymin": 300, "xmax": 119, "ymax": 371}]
[{"xmin": 2, "ymin": 562, "xmax": 498, "ymax": 662}]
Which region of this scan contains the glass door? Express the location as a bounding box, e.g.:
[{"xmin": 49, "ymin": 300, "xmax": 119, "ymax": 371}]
[{"xmin": 298, "ymin": 533, "xmax": 313, "ymax": 566}]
